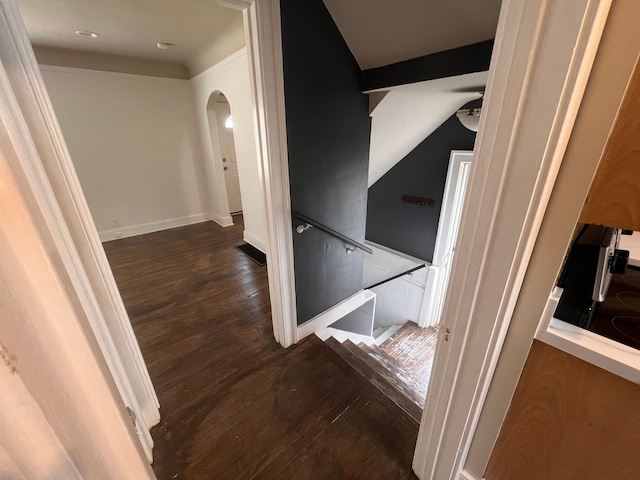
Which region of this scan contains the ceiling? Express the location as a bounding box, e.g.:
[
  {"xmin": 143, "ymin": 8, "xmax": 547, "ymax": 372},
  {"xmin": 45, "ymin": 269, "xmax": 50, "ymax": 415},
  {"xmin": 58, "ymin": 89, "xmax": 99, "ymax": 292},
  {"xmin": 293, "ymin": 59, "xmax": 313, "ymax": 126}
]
[
  {"xmin": 17, "ymin": 0, "xmax": 245, "ymax": 75},
  {"xmin": 17, "ymin": 0, "xmax": 502, "ymax": 77},
  {"xmin": 323, "ymin": 0, "xmax": 503, "ymax": 69}
]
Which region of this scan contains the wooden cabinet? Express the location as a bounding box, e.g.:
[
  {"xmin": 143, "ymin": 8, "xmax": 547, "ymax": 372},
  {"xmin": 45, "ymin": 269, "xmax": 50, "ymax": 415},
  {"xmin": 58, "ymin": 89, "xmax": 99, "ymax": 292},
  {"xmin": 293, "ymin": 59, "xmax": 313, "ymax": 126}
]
[
  {"xmin": 579, "ymin": 57, "xmax": 640, "ymax": 230},
  {"xmin": 485, "ymin": 341, "xmax": 640, "ymax": 480}
]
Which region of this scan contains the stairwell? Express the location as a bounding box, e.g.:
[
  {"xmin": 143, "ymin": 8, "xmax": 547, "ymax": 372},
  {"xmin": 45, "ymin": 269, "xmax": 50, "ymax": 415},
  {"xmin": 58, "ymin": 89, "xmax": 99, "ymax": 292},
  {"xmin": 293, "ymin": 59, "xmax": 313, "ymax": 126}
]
[{"xmin": 318, "ymin": 321, "xmax": 439, "ymax": 422}]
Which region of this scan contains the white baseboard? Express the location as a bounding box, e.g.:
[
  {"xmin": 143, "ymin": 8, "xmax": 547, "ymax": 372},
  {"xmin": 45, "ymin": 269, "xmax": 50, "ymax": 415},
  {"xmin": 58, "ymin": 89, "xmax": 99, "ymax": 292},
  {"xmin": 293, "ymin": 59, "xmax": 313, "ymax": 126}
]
[
  {"xmin": 243, "ymin": 230, "xmax": 266, "ymax": 253},
  {"xmin": 99, "ymin": 213, "xmax": 209, "ymax": 242},
  {"xmin": 211, "ymin": 212, "xmax": 234, "ymax": 227}
]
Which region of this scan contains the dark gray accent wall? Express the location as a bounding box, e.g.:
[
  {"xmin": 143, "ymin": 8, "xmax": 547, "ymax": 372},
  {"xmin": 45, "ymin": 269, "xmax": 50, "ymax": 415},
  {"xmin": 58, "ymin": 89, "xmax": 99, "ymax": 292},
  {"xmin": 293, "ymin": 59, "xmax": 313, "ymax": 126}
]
[
  {"xmin": 366, "ymin": 100, "xmax": 480, "ymax": 262},
  {"xmin": 361, "ymin": 40, "xmax": 494, "ymax": 92},
  {"xmin": 280, "ymin": 0, "xmax": 371, "ymax": 324}
]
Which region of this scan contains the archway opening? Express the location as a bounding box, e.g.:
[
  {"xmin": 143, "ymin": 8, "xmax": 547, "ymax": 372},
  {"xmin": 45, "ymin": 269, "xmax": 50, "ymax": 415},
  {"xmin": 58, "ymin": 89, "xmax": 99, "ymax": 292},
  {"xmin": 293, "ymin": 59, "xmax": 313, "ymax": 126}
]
[{"xmin": 207, "ymin": 92, "xmax": 243, "ymax": 216}]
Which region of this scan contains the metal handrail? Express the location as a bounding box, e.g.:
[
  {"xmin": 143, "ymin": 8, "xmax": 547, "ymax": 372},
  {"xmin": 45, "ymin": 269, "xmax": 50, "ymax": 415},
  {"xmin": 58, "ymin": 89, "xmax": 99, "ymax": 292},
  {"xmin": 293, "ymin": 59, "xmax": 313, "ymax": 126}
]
[
  {"xmin": 293, "ymin": 211, "xmax": 373, "ymax": 254},
  {"xmin": 364, "ymin": 263, "xmax": 427, "ymax": 290}
]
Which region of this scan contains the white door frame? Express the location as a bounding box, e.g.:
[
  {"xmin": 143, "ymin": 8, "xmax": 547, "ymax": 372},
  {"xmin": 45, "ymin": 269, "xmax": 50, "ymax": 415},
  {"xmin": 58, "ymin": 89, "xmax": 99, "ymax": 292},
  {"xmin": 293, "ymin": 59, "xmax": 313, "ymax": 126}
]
[
  {"xmin": 232, "ymin": 0, "xmax": 298, "ymax": 346},
  {"xmin": 413, "ymin": 0, "xmax": 612, "ymax": 479},
  {"xmin": 0, "ymin": 0, "xmax": 159, "ymax": 460},
  {"xmin": 0, "ymin": 0, "xmax": 299, "ymax": 466},
  {"xmin": 0, "ymin": 1, "xmax": 155, "ymax": 475},
  {"xmin": 420, "ymin": 150, "xmax": 472, "ymax": 328},
  {"xmin": 0, "ymin": 0, "xmax": 612, "ymax": 477}
]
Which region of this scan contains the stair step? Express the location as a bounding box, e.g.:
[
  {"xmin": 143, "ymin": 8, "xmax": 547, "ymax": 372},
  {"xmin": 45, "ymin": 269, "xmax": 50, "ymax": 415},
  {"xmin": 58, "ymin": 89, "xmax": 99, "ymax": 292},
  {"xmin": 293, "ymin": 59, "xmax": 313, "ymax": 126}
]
[
  {"xmin": 315, "ymin": 327, "xmax": 375, "ymax": 346},
  {"xmin": 340, "ymin": 339, "xmax": 427, "ymax": 414},
  {"xmin": 380, "ymin": 321, "xmax": 415, "ymax": 349},
  {"xmin": 380, "ymin": 322, "xmax": 439, "ymax": 382},
  {"xmin": 357, "ymin": 342, "xmax": 428, "ymax": 404},
  {"xmin": 324, "ymin": 338, "xmax": 422, "ymax": 422}
]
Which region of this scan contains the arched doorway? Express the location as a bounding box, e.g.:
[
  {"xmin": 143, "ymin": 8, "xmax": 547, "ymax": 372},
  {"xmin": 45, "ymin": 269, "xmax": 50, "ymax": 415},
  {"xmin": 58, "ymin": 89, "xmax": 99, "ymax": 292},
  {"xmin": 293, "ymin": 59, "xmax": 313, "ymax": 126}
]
[{"xmin": 207, "ymin": 92, "xmax": 242, "ymax": 215}]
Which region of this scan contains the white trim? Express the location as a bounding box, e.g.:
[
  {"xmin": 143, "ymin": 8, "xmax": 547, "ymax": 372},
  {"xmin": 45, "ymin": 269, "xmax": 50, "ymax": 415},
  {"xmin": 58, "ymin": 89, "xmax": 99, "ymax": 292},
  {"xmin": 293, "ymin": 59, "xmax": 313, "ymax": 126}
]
[
  {"xmin": 216, "ymin": 0, "xmax": 252, "ymax": 11},
  {"xmin": 535, "ymin": 288, "xmax": 640, "ymax": 384},
  {"xmin": 244, "ymin": 0, "xmax": 298, "ymax": 347},
  {"xmin": 413, "ymin": 0, "xmax": 612, "ymax": 479},
  {"xmin": 0, "ymin": 0, "xmax": 158, "ymax": 462},
  {"xmin": 38, "ymin": 63, "xmax": 192, "ymax": 83},
  {"xmin": 297, "ymin": 290, "xmax": 372, "ymax": 340},
  {"xmin": 243, "ymin": 229, "xmax": 266, "ymax": 253},
  {"xmin": 539, "ymin": 319, "xmax": 640, "ymax": 384},
  {"xmin": 211, "ymin": 212, "xmax": 234, "ymax": 227},
  {"xmin": 189, "ymin": 47, "xmax": 248, "ymax": 82},
  {"xmin": 99, "ymin": 213, "xmax": 209, "ymax": 242},
  {"xmin": 420, "ymin": 151, "xmax": 472, "ymax": 328}
]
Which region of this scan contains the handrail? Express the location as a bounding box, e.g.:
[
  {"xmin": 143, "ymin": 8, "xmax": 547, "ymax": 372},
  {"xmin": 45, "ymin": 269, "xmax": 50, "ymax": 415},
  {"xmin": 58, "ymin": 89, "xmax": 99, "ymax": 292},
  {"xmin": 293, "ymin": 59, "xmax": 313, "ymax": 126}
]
[
  {"xmin": 364, "ymin": 263, "xmax": 427, "ymax": 290},
  {"xmin": 293, "ymin": 211, "xmax": 373, "ymax": 254}
]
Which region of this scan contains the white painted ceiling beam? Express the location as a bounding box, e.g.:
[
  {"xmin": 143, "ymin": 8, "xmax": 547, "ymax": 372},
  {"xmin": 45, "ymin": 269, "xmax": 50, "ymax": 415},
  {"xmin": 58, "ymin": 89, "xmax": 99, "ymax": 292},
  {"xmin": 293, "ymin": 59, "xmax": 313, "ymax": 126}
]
[{"xmin": 368, "ymin": 71, "xmax": 487, "ymax": 187}]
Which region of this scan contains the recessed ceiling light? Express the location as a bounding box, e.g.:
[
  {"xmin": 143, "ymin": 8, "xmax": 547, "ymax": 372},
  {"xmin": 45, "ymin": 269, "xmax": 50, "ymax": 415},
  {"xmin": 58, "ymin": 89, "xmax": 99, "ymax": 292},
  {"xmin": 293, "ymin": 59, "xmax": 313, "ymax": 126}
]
[
  {"xmin": 156, "ymin": 42, "xmax": 175, "ymax": 50},
  {"xmin": 75, "ymin": 30, "xmax": 100, "ymax": 38}
]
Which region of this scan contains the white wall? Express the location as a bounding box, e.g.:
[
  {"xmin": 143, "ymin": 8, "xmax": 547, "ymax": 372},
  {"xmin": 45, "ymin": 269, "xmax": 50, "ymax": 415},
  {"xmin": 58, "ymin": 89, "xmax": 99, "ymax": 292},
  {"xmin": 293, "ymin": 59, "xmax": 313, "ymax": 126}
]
[
  {"xmin": 40, "ymin": 65, "xmax": 208, "ymax": 241},
  {"xmin": 364, "ymin": 241, "xmax": 428, "ymax": 327},
  {"xmin": 619, "ymin": 232, "xmax": 640, "ymax": 267},
  {"xmin": 191, "ymin": 48, "xmax": 267, "ymax": 252}
]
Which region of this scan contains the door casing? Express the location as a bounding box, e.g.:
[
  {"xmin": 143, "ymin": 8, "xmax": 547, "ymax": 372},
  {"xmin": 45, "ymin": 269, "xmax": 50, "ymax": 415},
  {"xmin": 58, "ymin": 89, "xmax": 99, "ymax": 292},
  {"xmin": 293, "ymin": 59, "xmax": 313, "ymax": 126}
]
[{"xmin": 0, "ymin": 0, "xmax": 613, "ymax": 477}]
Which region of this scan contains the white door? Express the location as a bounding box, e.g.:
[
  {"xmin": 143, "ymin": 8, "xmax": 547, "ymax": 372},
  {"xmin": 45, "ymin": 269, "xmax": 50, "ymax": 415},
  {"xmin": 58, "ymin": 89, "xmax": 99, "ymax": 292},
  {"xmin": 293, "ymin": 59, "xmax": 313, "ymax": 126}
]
[
  {"xmin": 420, "ymin": 150, "xmax": 473, "ymax": 327},
  {"xmin": 215, "ymin": 103, "xmax": 242, "ymax": 214}
]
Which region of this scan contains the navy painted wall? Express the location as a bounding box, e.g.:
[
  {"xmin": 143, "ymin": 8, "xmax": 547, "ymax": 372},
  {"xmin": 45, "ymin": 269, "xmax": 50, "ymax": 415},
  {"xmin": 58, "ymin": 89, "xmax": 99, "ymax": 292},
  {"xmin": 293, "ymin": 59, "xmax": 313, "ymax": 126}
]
[
  {"xmin": 366, "ymin": 100, "xmax": 480, "ymax": 262},
  {"xmin": 280, "ymin": 0, "xmax": 371, "ymax": 324},
  {"xmin": 361, "ymin": 40, "xmax": 494, "ymax": 91}
]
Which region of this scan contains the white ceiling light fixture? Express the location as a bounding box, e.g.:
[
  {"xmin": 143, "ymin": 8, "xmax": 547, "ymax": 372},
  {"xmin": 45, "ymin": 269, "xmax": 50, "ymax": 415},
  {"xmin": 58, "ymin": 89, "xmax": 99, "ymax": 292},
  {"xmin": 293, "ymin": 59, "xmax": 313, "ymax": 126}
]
[
  {"xmin": 75, "ymin": 30, "xmax": 100, "ymax": 38},
  {"xmin": 225, "ymin": 115, "xmax": 233, "ymax": 129},
  {"xmin": 156, "ymin": 42, "xmax": 175, "ymax": 50},
  {"xmin": 456, "ymin": 108, "xmax": 482, "ymax": 132}
]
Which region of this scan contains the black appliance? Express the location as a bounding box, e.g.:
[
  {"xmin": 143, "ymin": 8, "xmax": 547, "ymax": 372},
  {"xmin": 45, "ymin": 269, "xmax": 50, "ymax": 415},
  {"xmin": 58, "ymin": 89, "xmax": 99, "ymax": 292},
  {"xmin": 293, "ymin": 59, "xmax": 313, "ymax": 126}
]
[{"xmin": 554, "ymin": 224, "xmax": 627, "ymax": 328}]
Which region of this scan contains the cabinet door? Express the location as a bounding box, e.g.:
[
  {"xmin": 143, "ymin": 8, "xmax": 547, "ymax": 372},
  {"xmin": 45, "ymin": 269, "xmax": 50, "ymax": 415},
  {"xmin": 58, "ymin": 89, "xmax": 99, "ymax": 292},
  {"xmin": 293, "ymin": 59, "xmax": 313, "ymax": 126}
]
[
  {"xmin": 579, "ymin": 57, "xmax": 640, "ymax": 230},
  {"xmin": 485, "ymin": 341, "xmax": 640, "ymax": 480}
]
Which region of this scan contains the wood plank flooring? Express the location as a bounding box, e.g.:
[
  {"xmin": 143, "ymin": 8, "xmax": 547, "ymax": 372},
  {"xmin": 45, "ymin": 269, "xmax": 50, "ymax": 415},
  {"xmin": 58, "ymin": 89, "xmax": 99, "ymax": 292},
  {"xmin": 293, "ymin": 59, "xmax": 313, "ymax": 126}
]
[{"xmin": 103, "ymin": 218, "xmax": 419, "ymax": 479}]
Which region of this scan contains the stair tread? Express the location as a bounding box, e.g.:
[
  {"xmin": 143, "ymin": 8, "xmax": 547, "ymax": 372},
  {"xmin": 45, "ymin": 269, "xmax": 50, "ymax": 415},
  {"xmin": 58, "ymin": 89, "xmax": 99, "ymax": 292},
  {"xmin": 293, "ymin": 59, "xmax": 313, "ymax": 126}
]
[
  {"xmin": 323, "ymin": 322, "xmax": 439, "ymax": 422},
  {"xmin": 324, "ymin": 338, "xmax": 422, "ymax": 422},
  {"xmin": 344, "ymin": 339, "xmax": 428, "ymax": 409},
  {"xmin": 380, "ymin": 321, "xmax": 414, "ymax": 349},
  {"xmin": 357, "ymin": 342, "xmax": 429, "ymax": 402},
  {"xmin": 380, "ymin": 322, "xmax": 439, "ymax": 379}
]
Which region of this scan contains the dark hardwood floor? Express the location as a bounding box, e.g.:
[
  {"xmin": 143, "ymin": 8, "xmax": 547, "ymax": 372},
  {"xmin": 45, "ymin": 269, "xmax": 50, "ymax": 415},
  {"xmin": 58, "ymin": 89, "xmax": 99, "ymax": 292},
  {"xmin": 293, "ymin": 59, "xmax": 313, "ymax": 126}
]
[{"xmin": 103, "ymin": 217, "xmax": 419, "ymax": 479}]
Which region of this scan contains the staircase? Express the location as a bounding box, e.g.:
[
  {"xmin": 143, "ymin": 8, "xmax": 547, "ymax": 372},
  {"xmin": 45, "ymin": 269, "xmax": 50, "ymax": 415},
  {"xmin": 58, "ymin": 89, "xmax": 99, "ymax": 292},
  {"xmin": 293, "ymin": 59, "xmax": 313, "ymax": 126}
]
[{"xmin": 319, "ymin": 322, "xmax": 439, "ymax": 422}]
